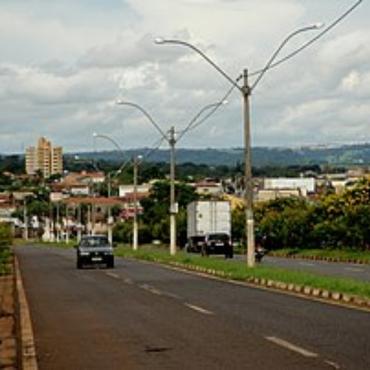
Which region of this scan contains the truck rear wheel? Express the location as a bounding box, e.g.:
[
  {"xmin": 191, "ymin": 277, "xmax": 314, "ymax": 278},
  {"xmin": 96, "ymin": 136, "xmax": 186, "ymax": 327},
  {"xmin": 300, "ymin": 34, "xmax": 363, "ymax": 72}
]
[{"xmin": 201, "ymin": 246, "xmax": 209, "ymax": 257}]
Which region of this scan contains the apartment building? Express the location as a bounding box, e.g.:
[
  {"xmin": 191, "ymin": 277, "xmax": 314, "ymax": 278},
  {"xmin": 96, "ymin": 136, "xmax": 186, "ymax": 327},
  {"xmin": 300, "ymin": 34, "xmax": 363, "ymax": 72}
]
[{"xmin": 25, "ymin": 137, "xmax": 63, "ymax": 177}]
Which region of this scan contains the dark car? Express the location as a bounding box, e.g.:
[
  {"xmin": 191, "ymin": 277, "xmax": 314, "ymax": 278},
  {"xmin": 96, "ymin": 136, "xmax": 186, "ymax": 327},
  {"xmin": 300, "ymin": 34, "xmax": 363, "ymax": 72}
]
[
  {"xmin": 76, "ymin": 235, "xmax": 114, "ymax": 269},
  {"xmin": 202, "ymin": 232, "xmax": 233, "ymax": 258}
]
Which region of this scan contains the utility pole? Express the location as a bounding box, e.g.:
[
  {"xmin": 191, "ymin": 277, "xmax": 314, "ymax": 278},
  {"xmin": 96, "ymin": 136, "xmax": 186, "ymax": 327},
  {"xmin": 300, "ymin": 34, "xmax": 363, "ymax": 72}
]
[
  {"xmin": 56, "ymin": 202, "xmax": 60, "ymax": 242},
  {"xmin": 87, "ymin": 205, "xmax": 91, "ymax": 235},
  {"xmin": 65, "ymin": 204, "xmax": 69, "ymax": 244},
  {"xmin": 169, "ymin": 126, "xmax": 177, "ymax": 255},
  {"xmin": 23, "ymin": 198, "xmax": 28, "ymax": 240},
  {"xmin": 107, "ymin": 173, "xmax": 113, "ymax": 244},
  {"xmin": 77, "ymin": 204, "xmax": 82, "ymax": 242},
  {"xmin": 133, "ymin": 156, "xmax": 139, "ymax": 251},
  {"xmin": 242, "ymin": 69, "xmax": 255, "ymax": 267},
  {"xmin": 92, "ymin": 203, "xmax": 96, "ymax": 236}
]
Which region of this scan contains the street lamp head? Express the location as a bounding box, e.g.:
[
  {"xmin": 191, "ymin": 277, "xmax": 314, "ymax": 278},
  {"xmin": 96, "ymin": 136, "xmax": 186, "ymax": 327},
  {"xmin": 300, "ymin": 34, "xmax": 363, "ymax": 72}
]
[
  {"xmin": 154, "ymin": 37, "xmax": 165, "ymax": 44},
  {"xmin": 312, "ymin": 22, "xmax": 325, "ymax": 29}
]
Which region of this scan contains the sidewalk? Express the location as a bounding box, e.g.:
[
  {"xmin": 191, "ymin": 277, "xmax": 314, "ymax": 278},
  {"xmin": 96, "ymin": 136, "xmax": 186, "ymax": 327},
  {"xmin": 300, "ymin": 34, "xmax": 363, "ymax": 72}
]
[{"xmin": 0, "ymin": 259, "xmax": 17, "ymax": 369}]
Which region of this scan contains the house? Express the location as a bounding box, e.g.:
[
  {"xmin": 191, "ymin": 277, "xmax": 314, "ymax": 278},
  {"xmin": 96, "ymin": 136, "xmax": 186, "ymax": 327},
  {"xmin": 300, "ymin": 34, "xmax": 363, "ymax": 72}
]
[
  {"xmin": 119, "ymin": 184, "xmax": 151, "ymax": 198},
  {"xmin": 64, "ymin": 171, "xmax": 105, "ymax": 185},
  {"xmin": 194, "ymin": 181, "xmax": 223, "ymax": 196},
  {"xmin": 256, "ymin": 189, "xmax": 302, "ymax": 202},
  {"xmin": 263, "ymin": 178, "xmax": 315, "ymax": 197}
]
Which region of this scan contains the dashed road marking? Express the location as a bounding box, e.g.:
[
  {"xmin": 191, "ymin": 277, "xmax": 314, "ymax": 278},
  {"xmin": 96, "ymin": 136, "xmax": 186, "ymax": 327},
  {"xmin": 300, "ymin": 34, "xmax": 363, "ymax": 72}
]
[
  {"xmin": 162, "ymin": 291, "xmax": 181, "ymax": 300},
  {"xmin": 140, "ymin": 284, "xmax": 162, "ymax": 295},
  {"xmin": 299, "ymin": 262, "xmax": 315, "ymax": 267},
  {"xmin": 344, "ymin": 267, "xmax": 364, "ymax": 273},
  {"xmin": 184, "ymin": 303, "xmax": 214, "ymax": 315},
  {"xmin": 265, "ymin": 336, "xmax": 318, "ymax": 358},
  {"xmin": 139, "ymin": 284, "xmax": 163, "ymax": 296},
  {"xmin": 105, "ymin": 272, "xmax": 120, "ymax": 279},
  {"xmin": 324, "ymin": 360, "xmax": 341, "ymax": 369}
]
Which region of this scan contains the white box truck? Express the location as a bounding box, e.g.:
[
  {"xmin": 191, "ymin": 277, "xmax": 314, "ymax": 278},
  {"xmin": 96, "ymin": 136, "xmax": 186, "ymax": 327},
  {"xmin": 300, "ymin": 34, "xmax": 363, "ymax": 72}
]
[{"xmin": 187, "ymin": 201, "xmax": 233, "ymax": 258}]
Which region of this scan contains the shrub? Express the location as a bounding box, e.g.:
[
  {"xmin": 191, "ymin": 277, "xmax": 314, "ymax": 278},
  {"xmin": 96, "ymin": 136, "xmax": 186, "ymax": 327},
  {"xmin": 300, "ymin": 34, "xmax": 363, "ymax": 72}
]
[{"xmin": 0, "ymin": 222, "xmax": 12, "ymax": 247}]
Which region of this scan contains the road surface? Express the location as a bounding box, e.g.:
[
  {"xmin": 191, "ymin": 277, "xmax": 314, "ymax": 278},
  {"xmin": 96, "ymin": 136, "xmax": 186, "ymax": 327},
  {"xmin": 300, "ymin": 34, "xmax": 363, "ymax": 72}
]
[{"xmin": 16, "ymin": 245, "xmax": 370, "ymax": 370}]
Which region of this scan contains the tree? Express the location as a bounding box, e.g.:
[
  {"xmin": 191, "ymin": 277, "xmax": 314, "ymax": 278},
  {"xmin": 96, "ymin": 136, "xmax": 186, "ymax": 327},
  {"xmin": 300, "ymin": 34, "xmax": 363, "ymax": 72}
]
[{"xmin": 140, "ymin": 180, "xmax": 198, "ymax": 245}]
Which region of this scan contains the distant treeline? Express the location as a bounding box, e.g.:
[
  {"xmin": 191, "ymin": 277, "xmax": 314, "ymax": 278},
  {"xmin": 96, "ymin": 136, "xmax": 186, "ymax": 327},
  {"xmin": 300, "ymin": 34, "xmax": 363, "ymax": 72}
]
[{"xmin": 0, "ymin": 154, "xmax": 347, "ymax": 184}]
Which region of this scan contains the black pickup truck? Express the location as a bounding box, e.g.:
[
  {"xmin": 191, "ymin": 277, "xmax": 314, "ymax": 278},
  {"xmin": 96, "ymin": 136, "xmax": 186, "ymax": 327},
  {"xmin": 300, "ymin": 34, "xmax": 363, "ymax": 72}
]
[{"xmin": 76, "ymin": 235, "xmax": 114, "ymax": 269}]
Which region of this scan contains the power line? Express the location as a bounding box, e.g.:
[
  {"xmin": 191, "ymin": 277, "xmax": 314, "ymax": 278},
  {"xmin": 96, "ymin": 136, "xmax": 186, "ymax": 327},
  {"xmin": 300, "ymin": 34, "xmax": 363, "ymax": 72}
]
[
  {"xmin": 249, "ymin": 0, "xmax": 363, "ymax": 78},
  {"xmin": 180, "ymin": 0, "xmax": 363, "ymax": 134},
  {"xmin": 181, "ymin": 84, "xmax": 236, "ymax": 134}
]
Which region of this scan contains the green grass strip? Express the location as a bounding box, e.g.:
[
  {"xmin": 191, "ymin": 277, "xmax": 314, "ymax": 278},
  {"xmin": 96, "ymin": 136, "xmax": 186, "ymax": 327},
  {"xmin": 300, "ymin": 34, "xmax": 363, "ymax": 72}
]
[
  {"xmin": 115, "ymin": 245, "xmax": 370, "ymax": 299},
  {"xmin": 271, "ymin": 248, "xmax": 370, "ymax": 263}
]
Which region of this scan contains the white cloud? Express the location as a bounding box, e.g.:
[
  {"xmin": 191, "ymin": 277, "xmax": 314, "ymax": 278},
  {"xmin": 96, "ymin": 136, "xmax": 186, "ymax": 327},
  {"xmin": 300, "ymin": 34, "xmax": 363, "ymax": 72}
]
[{"xmin": 0, "ymin": 0, "xmax": 368, "ymax": 152}]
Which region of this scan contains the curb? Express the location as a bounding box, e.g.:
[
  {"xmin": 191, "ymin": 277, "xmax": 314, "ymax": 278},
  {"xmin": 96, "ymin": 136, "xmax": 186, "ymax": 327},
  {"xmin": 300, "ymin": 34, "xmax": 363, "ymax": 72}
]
[
  {"xmin": 164, "ymin": 260, "xmax": 370, "ymax": 312},
  {"xmin": 269, "ymin": 253, "xmax": 369, "ymax": 265},
  {"xmin": 14, "ymin": 257, "xmax": 38, "ymax": 370}
]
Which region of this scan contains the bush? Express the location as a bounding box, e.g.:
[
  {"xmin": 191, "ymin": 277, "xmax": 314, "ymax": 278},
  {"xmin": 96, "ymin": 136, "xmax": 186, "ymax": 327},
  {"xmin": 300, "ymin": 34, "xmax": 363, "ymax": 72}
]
[
  {"xmin": 113, "ymin": 221, "xmax": 132, "ymax": 244},
  {"xmin": 255, "ymin": 180, "xmax": 370, "ymax": 251},
  {"xmin": 0, "ymin": 222, "xmax": 12, "ymax": 247},
  {"xmin": 113, "ymin": 221, "xmax": 154, "ymax": 244}
]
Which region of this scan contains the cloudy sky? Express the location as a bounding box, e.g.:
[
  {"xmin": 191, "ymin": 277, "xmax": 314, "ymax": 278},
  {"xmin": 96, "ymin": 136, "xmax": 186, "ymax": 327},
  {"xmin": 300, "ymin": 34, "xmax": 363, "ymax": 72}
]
[{"xmin": 0, "ymin": 0, "xmax": 368, "ymax": 153}]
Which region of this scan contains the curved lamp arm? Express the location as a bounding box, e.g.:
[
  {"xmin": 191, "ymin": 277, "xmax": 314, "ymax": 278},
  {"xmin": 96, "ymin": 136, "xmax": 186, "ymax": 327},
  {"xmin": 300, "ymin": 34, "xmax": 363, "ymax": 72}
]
[
  {"xmin": 251, "ymin": 23, "xmax": 324, "ymax": 91},
  {"xmin": 177, "ymin": 100, "xmax": 227, "ymax": 142},
  {"xmin": 116, "ymin": 100, "xmax": 168, "ymax": 142},
  {"xmin": 155, "ymin": 38, "xmax": 243, "ymax": 93}
]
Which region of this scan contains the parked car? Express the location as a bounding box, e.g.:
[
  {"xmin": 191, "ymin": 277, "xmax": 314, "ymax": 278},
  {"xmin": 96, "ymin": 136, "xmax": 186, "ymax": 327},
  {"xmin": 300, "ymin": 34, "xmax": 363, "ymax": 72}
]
[{"xmin": 75, "ymin": 235, "xmax": 114, "ymax": 269}]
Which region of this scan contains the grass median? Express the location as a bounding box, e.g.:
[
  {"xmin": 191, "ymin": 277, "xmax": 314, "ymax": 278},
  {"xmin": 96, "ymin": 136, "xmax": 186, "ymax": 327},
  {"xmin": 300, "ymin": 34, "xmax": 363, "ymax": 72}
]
[
  {"xmin": 14, "ymin": 239, "xmax": 75, "ymax": 249},
  {"xmin": 115, "ymin": 245, "xmax": 370, "ymax": 300},
  {"xmin": 270, "ymin": 248, "xmax": 370, "ymax": 263}
]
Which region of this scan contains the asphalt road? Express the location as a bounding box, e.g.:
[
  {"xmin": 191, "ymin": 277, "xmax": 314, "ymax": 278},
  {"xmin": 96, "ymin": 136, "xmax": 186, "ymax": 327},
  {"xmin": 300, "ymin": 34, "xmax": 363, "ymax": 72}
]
[
  {"xmin": 16, "ymin": 245, "xmax": 370, "ymax": 370},
  {"xmin": 230, "ymin": 254, "xmax": 370, "ymax": 281}
]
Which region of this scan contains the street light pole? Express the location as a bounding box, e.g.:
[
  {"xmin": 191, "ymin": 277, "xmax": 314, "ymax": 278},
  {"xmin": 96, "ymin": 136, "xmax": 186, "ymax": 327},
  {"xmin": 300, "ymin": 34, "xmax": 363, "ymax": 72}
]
[
  {"xmin": 77, "ymin": 204, "xmax": 82, "ymax": 243},
  {"xmin": 242, "ymin": 69, "xmax": 255, "ymax": 266},
  {"xmin": 132, "ymin": 155, "xmax": 141, "ymax": 251},
  {"xmin": 155, "ymin": 24, "xmax": 322, "ymax": 266},
  {"xmin": 56, "ymin": 202, "xmax": 60, "ymax": 242},
  {"xmin": 169, "ymin": 126, "xmax": 177, "ymax": 255},
  {"xmin": 23, "ymin": 198, "xmax": 28, "ymax": 241},
  {"xmin": 107, "ymin": 172, "xmax": 113, "ymax": 245},
  {"xmin": 117, "ymin": 100, "xmax": 227, "ymax": 256}
]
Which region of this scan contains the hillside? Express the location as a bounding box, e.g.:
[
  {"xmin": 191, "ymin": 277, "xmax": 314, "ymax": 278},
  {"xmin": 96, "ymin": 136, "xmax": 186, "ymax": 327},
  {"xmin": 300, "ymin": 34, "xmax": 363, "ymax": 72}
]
[{"xmin": 67, "ymin": 143, "xmax": 370, "ymax": 167}]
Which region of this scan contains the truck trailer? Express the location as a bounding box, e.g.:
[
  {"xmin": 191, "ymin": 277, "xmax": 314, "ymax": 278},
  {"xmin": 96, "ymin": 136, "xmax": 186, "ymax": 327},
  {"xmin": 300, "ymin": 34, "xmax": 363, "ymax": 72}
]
[{"xmin": 186, "ymin": 200, "xmax": 233, "ymax": 258}]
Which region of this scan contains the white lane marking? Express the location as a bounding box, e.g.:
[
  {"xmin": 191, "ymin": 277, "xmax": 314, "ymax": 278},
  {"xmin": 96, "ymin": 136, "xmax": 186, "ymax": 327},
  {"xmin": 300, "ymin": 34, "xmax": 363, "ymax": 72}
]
[
  {"xmin": 184, "ymin": 303, "xmax": 214, "ymax": 315},
  {"xmin": 324, "ymin": 360, "xmax": 341, "ymax": 369},
  {"xmin": 162, "ymin": 291, "xmax": 181, "ymax": 300},
  {"xmin": 265, "ymin": 336, "xmax": 318, "ymax": 358},
  {"xmin": 139, "ymin": 284, "xmax": 163, "ymax": 296},
  {"xmin": 124, "ymin": 277, "xmax": 133, "ymax": 285},
  {"xmin": 344, "ymin": 267, "xmax": 364, "ymax": 273},
  {"xmin": 106, "ymin": 272, "xmax": 120, "ymax": 279},
  {"xmin": 299, "ymin": 262, "xmax": 315, "ymax": 267}
]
